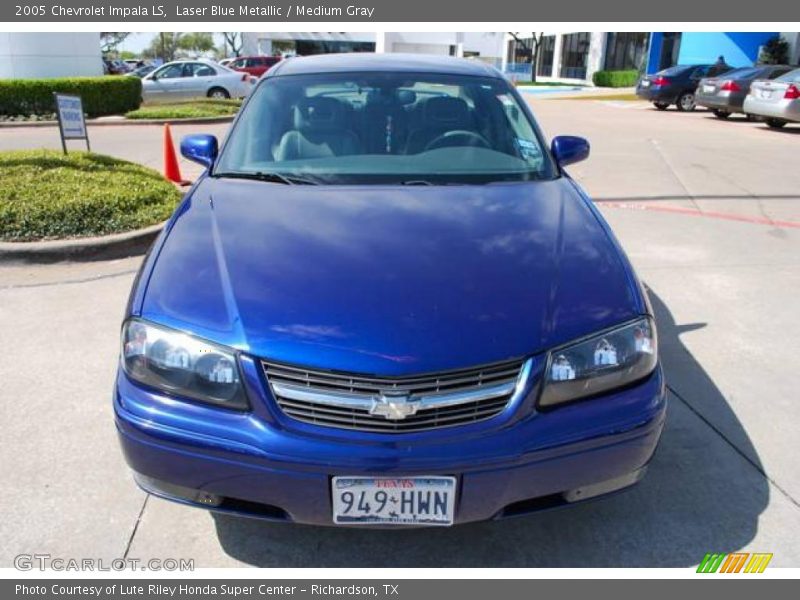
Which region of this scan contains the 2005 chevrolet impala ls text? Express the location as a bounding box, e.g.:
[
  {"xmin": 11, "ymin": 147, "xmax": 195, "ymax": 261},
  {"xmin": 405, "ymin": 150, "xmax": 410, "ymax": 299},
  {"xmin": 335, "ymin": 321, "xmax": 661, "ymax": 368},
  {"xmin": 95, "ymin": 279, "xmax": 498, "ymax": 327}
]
[{"xmin": 114, "ymin": 54, "xmax": 666, "ymax": 527}]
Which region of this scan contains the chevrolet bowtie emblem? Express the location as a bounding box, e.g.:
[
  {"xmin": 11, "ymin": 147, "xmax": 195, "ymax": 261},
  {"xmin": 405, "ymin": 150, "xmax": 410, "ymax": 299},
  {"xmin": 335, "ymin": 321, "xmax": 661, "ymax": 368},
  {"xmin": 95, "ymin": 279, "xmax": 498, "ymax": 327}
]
[{"xmin": 370, "ymin": 393, "xmax": 419, "ymax": 420}]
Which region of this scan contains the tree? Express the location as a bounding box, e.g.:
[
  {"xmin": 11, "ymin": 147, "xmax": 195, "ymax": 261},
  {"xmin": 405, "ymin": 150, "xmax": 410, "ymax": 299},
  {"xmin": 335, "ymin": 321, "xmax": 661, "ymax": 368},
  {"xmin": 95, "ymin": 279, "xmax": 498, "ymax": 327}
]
[
  {"xmin": 100, "ymin": 32, "xmax": 130, "ymax": 55},
  {"xmin": 143, "ymin": 33, "xmax": 183, "ymax": 62},
  {"xmin": 758, "ymin": 36, "xmax": 790, "ymax": 65},
  {"xmin": 178, "ymin": 32, "xmax": 215, "ymax": 58},
  {"xmin": 222, "ymin": 32, "xmax": 244, "ymax": 58},
  {"xmin": 508, "ymin": 32, "xmax": 544, "ymax": 82}
]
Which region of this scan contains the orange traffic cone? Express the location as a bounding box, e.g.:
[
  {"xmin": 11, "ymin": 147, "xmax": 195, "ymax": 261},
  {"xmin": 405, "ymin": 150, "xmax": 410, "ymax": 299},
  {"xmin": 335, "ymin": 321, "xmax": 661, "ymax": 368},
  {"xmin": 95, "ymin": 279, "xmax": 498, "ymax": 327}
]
[{"xmin": 163, "ymin": 124, "xmax": 187, "ymax": 185}]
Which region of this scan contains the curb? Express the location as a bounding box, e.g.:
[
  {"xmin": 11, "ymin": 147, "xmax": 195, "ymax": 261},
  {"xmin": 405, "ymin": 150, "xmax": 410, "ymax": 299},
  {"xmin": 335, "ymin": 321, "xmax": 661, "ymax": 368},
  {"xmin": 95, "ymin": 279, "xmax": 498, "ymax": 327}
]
[
  {"xmin": 0, "ymin": 115, "xmax": 235, "ymax": 129},
  {"xmin": 0, "ymin": 222, "xmax": 165, "ymax": 264}
]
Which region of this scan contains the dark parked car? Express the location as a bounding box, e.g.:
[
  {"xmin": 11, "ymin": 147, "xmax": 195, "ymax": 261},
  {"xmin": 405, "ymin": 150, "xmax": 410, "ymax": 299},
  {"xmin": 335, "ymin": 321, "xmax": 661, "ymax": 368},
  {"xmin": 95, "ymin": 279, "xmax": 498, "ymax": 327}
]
[
  {"xmin": 696, "ymin": 64, "xmax": 795, "ymax": 119},
  {"xmin": 126, "ymin": 64, "xmax": 157, "ymax": 79},
  {"xmin": 103, "ymin": 59, "xmax": 131, "ymax": 75},
  {"xmin": 636, "ymin": 63, "xmax": 734, "ymax": 111}
]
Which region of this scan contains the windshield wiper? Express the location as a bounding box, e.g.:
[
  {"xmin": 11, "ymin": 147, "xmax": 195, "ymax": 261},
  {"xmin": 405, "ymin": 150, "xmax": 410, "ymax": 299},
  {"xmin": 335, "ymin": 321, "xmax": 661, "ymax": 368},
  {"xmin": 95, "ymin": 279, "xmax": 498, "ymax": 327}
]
[
  {"xmin": 213, "ymin": 171, "xmax": 321, "ymax": 185},
  {"xmin": 400, "ymin": 179, "xmax": 436, "ymax": 186}
]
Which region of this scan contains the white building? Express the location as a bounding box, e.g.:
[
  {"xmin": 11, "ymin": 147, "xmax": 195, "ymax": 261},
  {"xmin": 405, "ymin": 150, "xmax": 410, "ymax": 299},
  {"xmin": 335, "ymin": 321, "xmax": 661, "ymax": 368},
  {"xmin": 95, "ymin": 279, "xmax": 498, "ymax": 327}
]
[
  {"xmin": 0, "ymin": 33, "xmax": 102, "ymax": 79},
  {"xmin": 244, "ymin": 31, "xmax": 800, "ymax": 86},
  {"xmin": 241, "ymin": 32, "xmax": 641, "ymax": 84},
  {"xmin": 503, "ymin": 32, "xmax": 646, "ymax": 85},
  {"xmin": 242, "ymin": 32, "xmax": 506, "ymax": 66}
]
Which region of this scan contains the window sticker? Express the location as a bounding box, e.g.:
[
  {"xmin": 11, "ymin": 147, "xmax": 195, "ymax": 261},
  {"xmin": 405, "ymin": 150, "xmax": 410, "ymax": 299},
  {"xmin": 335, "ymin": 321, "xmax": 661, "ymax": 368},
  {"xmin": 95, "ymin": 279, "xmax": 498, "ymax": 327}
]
[
  {"xmin": 496, "ymin": 94, "xmax": 516, "ymax": 106},
  {"xmin": 516, "ymin": 138, "xmax": 542, "ymax": 160}
]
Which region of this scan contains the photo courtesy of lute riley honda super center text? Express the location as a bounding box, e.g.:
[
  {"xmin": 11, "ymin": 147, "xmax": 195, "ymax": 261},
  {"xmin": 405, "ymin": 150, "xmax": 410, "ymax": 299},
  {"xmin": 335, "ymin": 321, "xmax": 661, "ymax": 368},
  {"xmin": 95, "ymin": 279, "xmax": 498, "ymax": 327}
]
[
  {"xmin": 43, "ymin": 4, "xmax": 376, "ymax": 18},
  {"xmin": 16, "ymin": 584, "xmax": 357, "ymax": 597}
]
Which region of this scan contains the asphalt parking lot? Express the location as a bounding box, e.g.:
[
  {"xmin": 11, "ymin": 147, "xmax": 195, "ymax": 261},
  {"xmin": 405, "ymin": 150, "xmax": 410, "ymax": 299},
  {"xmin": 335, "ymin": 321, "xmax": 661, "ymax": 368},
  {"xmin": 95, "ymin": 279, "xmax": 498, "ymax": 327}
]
[{"xmin": 1, "ymin": 99, "xmax": 799, "ymax": 568}]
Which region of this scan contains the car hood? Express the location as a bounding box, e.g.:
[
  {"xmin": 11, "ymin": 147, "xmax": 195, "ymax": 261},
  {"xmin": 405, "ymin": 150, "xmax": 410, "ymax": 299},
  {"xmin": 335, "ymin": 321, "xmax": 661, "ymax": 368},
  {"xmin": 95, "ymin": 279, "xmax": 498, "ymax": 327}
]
[{"xmin": 139, "ymin": 177, "xmax": 640, "ymax": 375}]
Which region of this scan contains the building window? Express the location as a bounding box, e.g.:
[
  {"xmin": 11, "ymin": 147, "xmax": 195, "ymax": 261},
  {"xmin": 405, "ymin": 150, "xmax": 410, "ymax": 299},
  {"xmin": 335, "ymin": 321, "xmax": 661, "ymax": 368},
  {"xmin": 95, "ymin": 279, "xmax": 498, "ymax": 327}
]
[
  {"xmin": 604, "ymin": 32, "xmax": 648, "ymax": 71},
  {"xmin": 508, "ymin": 37, "xmax": 535, "ymax": 64},
  {"xmin": 294, "ymin": 40, "xmax": 375, "ymax": 55},
  {"xmin": 559, "ymin": 32, "xmax": 591, "ymax": 79},
  {"xmin": 537, "ymin": 35, "xmax": 555, "ymax": 77},
  {"xmin": 658, "ymin": 33, "xmax": 682, "ymax": 70}
]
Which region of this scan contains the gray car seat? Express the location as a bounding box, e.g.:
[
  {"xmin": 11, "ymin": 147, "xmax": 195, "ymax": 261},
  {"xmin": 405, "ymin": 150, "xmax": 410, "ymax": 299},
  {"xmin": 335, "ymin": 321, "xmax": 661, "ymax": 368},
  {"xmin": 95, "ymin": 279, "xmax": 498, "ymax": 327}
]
[
  {"xmin": 274, "ymin": 97, "xmax": 361, "ymax": 161},
  {"xmin": 404, "ymin": 96, "xmax": 476, "ymax": 155}
]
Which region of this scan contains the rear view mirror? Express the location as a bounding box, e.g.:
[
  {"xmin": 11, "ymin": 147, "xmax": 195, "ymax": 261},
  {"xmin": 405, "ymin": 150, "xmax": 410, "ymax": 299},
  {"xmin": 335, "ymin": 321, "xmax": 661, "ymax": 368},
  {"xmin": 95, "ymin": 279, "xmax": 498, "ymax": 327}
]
[
  {"xmin": 551, "ymin": 135, "xmax": 590, "ymax": 167},
  {"xmin": 180, "ymin": 134, "xmax": 219, "ymax": 169}
]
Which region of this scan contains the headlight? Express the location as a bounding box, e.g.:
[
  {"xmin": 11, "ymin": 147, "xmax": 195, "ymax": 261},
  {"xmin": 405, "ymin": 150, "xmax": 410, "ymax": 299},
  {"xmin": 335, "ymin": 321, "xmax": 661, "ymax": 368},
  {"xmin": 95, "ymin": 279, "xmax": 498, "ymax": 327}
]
[
  {"xmin": 539, "ymin": 317, "xmax": 657, "ymax": 408},
  {"xmin": 121, "ymin": 319, "xmax": 248, "ymax": 410}
]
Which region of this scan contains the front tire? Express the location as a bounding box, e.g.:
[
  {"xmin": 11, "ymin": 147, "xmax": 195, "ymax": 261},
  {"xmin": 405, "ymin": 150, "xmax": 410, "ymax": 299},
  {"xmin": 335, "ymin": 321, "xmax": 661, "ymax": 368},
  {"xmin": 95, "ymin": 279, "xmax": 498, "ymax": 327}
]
[
  {"xmin": 713, "ymin": 109, "xmax": 731, "ymax": 119},
  {"xmin": 765, "ymin": 118, "xmax": 787, "ymax": 129},
  {"xmin": 653, "ymin": 102, "xmax": 669, "ymax": 111},
  {"xmin": 676, "ymin": 92, "xmax": 696, "ymax": 112},
  {"xmin": 207, "ymin": 87, "xmax": 230, "ymax": 99}
]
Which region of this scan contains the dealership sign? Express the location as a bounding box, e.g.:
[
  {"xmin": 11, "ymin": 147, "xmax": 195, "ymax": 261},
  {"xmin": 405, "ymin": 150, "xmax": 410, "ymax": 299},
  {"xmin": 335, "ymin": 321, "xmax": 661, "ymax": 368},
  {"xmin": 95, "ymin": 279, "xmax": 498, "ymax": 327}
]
[{"xmin": 54, "ymin": 93, "xmax": 90, "ymax": 153}]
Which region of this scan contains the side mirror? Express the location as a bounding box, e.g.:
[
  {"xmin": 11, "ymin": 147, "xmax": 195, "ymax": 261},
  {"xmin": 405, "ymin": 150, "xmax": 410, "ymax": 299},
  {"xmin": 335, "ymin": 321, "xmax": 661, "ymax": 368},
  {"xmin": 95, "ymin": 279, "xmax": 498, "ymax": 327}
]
[
  {"xmin": 551, "ymin": 135, "xmax": 590, "ymax": 168},
  {"xmin": 180, "ymin": 134, "xmax": 218, "ymax": 169}
]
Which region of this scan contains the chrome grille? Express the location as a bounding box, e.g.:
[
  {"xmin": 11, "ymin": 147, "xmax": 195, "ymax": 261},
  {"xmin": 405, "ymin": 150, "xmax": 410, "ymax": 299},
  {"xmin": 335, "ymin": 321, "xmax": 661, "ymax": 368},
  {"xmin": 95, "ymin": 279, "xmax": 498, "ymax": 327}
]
[{"xmin": 263, "ymin": 358, "xmax": 529, "ymax": 433}]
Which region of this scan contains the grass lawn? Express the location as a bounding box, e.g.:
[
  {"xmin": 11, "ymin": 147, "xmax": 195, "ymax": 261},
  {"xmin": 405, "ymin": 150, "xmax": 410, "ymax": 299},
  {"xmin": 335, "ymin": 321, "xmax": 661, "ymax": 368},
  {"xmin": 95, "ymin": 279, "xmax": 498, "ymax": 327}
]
[
  {"xmin": 125, "ymin": 98, "xmax": 242, "ymax": 120},
  {"xmin": 0, "ymin": 150, "xmax": 183, "ymax": 242}
]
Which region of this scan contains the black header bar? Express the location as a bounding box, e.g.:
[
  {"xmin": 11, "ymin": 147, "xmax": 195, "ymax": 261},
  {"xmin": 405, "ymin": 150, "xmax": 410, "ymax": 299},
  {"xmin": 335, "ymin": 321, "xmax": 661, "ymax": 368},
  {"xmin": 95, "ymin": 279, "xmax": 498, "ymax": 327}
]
[{"xmin": 3, "ymin": 0, "xmax": 799, "ymax": 22}]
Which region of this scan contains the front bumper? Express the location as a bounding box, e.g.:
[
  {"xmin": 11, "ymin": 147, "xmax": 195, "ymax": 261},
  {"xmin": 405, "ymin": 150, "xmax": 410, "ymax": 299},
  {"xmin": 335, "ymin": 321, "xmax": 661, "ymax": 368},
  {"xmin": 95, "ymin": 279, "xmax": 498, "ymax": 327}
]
[{"xmin": 114, "ymin": 358, "xmax": 667, "ymax": 526}]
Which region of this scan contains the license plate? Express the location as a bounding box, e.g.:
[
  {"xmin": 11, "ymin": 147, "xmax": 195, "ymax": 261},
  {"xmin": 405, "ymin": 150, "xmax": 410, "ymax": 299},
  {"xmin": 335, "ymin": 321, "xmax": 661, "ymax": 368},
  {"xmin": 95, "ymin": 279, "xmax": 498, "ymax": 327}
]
[
  {"xmin": 641, "ymin": 80, "xmax": 651, "ymax": 88},
  {"xmin": 703, "ymin": 85, "xmax": 715, "ymax": 93},
  {"xmin": 758, "ymin": 89, "xmax": 773, "ymax": 99},
  {"xmin": 332, "ymin": 476, "xmax": 456, "ymax": 526}
]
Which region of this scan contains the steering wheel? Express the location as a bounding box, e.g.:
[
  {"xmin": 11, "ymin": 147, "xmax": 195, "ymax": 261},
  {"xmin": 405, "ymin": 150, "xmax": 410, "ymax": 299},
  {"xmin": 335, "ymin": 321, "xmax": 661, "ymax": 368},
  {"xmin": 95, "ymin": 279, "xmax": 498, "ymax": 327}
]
[{"xmin": 424, "ymin": 130, "xmax": 491, "ymax": 152}]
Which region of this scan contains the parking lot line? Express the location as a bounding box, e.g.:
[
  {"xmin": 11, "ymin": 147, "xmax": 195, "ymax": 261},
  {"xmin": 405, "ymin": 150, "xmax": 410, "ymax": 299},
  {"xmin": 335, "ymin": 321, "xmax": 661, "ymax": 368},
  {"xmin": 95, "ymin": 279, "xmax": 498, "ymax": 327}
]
[{"xmin": 597, "ymin": 201, "xmax": 800, "ymax": 229}]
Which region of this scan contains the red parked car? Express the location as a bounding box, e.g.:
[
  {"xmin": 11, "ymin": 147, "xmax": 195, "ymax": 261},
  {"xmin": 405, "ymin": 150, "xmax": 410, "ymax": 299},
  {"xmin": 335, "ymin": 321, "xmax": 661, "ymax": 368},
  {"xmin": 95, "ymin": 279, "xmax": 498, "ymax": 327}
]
[{"xmin": 227, "ymin": 55, "xmax": 281, "ymax": 78}]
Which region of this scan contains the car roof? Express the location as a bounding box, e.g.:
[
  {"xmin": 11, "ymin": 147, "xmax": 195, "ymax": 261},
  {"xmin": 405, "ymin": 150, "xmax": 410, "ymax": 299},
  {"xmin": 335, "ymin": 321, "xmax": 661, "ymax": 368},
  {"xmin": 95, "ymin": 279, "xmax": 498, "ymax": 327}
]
[
  {"xmin": 163, "ymin": 58, "xmax": 216, "ymax": 64},
  {"xmin": 269, "ymin": 53, "xmax": 502, "ymax": 79}
]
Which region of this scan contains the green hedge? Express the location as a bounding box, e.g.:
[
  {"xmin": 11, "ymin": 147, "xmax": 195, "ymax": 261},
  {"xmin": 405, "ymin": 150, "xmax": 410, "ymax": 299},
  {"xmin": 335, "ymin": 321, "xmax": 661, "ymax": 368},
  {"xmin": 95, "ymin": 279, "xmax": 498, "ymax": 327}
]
[
  {"xmin": 592, "ymin": 70, "xmax": 640, "ymax": 88},
  {"xmin": 0, "ymin": 76, "xmax": 142, "ymax": 118}
]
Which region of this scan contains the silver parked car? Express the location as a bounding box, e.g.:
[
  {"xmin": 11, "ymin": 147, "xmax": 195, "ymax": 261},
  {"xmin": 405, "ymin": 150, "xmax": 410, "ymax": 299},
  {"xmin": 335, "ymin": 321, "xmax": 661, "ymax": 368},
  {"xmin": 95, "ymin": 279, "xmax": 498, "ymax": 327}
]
[
  {"xmin": 743, "ymin": 68, "xmax": 800, "ymax": 129},
  {"xmin": 141, "ymin": 60, "xmax": 250, "ymax": 102},
  {"xmin": 696, "ymin": 64, "xmax": 794, "ymax": 119}
]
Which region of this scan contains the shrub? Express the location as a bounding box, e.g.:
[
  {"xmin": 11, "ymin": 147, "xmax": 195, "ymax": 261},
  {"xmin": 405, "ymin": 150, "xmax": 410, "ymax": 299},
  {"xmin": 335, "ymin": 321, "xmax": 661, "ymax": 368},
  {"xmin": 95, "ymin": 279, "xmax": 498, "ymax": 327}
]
[
  {"xmin": 592, "ymin": 70, "xmax": 640, "ymax": 88},
  {"xmin": 126, "ymin": 98, "xmax": 241, "ymax": 120},
  {"xmin": 0, "ymin": 76, "xmax": 142, "ymax": 118},
  {"xmin": 0, "ymin": 150, "xmax": 182, "ymax": 241}
]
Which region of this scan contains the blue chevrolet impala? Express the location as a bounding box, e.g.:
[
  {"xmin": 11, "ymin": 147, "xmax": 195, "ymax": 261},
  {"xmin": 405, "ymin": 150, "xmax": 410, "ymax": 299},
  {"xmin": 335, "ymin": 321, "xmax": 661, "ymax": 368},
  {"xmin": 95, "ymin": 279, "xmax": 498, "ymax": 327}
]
[{"xmin": 115, "ymin": 54, "xmax": 666, "ymax": 526}]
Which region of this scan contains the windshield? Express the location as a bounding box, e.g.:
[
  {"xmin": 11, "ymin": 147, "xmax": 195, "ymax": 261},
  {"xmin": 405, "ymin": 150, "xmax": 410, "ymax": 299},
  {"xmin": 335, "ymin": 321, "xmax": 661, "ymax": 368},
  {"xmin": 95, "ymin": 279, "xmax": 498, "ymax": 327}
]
[
  {"xmin": 214, "ymin": 71, "xmax": 556, "ymax": 184},
  {"xmin": 722, "ymin": 67, "xmax": 761, "ymax": 79},
  {"xmin": 657, "ymin": 66, "xmax": 693, "ymax": 76}
]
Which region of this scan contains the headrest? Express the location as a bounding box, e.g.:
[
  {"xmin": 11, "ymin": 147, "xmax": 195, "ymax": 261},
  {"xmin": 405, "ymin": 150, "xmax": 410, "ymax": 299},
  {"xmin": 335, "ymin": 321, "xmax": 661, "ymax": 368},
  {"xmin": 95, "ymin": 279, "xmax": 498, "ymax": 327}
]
[
  {"xmin": 293, "ymin": 97, "xmax": 347, "ymax": 133},
  {"xmin": 423, "ymin": 96, "xmax": 471, "ymax": 128},
  {"xmin": 396, "ymin": 89, "xmax": 416, "ymax": 105}
]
